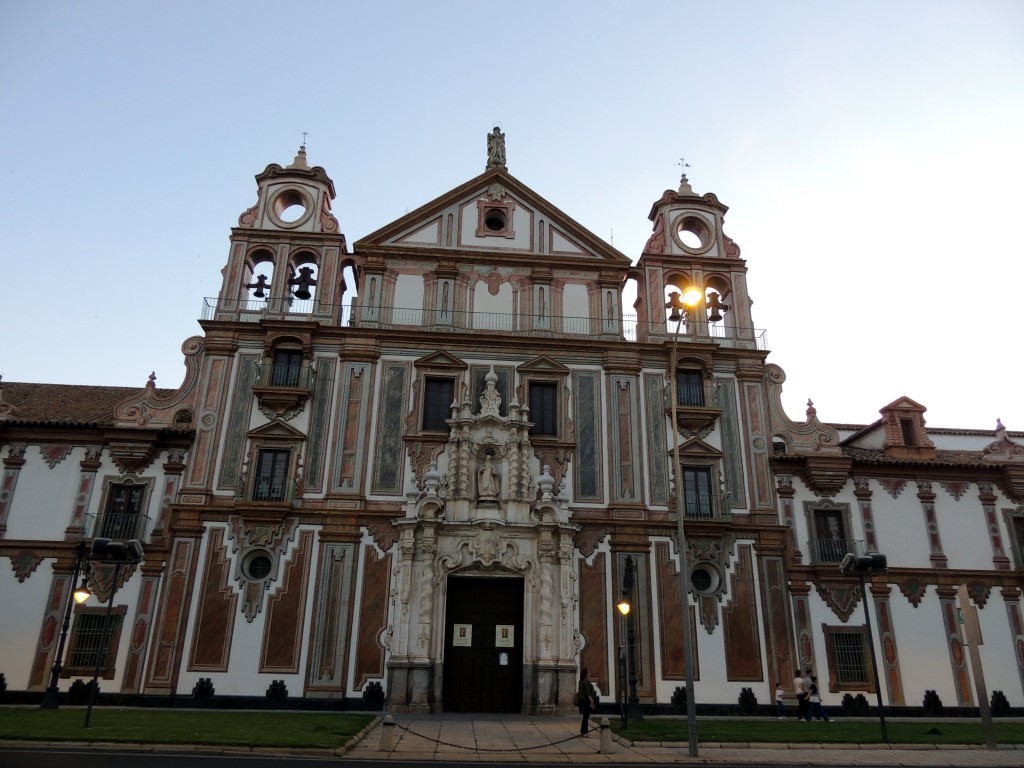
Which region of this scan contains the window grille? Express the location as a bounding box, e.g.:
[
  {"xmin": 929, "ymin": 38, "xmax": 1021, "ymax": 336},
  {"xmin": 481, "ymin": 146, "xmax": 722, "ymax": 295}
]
[
  {"xmin": 832, "ymin": 630, "xmax": 869, "ymax": 685},
  {"xmin": 68, "ymin": 614, "xmax": 111, "ymax": 671}
]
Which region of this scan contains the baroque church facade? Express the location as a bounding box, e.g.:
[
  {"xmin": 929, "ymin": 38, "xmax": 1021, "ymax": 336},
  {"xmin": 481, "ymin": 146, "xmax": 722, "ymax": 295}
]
[{"xmin": 1, "ymin": 133, "xmax": 1023, "ymax": 714}]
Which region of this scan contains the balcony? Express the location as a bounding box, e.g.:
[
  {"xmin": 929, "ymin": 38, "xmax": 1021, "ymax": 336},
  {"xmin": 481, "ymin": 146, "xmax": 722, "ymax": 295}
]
[
  {"xmin": 83, "ymin": 511, "xmax": 152, "ymax": 542},
  {"xmin": 201, "ymin": 298, "xmax": 768, "ymax": 349},
  {"xmin": 807, "ymin": 538, "xmax": 866, "ymax": 564},
  {"xmin": 252, "ymin": 361, "xmax": 315, "ymax": 419}
]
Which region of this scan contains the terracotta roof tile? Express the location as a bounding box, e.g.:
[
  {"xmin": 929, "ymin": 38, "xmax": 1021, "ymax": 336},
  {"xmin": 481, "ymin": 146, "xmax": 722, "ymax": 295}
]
[{"xmin": 0, "ymin": 382, "xmax": 174, "ymax": 426}]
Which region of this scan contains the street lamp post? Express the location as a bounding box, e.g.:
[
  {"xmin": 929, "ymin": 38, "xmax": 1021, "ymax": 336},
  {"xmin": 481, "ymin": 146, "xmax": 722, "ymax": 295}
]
[
  {"xmin": 83, "ymin": 537, "xmax": 144, "ymax": 728},
  {"xmin": 40, "ymin": 541, "xmax": 92, "ymax": 709},
  {"xmin": 666, "ymin": 289, "xmax": 702, "ymax": 758},
  {"xmin": 841, "ymin": 552, "xmax": 889, "ymax": 743},
  {"xmin": 616, "ymin": 594, "xmax": 630, "ymax": 729}
]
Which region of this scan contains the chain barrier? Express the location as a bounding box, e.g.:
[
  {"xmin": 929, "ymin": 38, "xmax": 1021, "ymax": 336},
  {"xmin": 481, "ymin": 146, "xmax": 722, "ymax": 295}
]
[{"xmin": 390, "ymin": 720, "xmax": 592, "ymax": 752}]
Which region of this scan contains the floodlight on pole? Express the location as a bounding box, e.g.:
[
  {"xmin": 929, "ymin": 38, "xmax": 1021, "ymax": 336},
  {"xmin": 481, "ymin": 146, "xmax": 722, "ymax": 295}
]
[
  {"xmin": 840, "ymin": 551, "xmax": 889, "ymax": 743},
  {"xmin": 665, "ymin": 288, "xmax": 700, "ymax": 758}
]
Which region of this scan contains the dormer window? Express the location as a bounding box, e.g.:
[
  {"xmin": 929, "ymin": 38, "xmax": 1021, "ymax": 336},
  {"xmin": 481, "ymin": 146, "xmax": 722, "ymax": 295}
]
[{"xmin": 900, "ymin": 417, "xmax": 917, "ymax": 447}]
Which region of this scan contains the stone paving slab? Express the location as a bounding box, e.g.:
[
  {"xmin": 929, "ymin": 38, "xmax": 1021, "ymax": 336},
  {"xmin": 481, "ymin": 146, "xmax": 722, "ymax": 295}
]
[{"xmin": 341, "ymin": 714, "xmax": 1024, "ymax": 766}]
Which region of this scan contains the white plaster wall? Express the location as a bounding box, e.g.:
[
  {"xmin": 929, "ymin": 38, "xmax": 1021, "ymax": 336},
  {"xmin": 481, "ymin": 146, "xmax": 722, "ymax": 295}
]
[
  {"xmin": 974, "ymin": 596, "xmax": 1024, "ymax": 706},
  {"xmin": 936, "ymin": 486, "xmax": 993, "ymax": 569},
  {"xmin": 0, "ymin": 560, "xmax": 52, "ymax": 688},
  {"xmin": 393, "ymin": 274, "xmax": 424, "ymax": 317},
  {"xmin": 888, "ymin": 591, "xmax": 960, "ymax": 707},
  {"xmin": 869, "ymin": 483, "xmax": 932, "ymax": 568},
  {"xmin": 473, "ymin": 281, "xmax": 514, "ymax": 326},
  {"xmin": 565, "ymin": 282, "xmax": 589, "ymax": 321},
  {"xmin": 4, "ymin": 448, "xmax": 79, "ymax": 539}
]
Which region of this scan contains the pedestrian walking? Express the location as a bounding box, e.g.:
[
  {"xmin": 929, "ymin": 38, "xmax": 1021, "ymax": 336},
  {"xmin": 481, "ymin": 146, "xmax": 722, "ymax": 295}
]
[
  {"xmin": 577, "ymin": 667, "xmax": 597, "ymax": 735},
  {"xmin": 775, "ymin": 681, "xmax": 785, "ymax": 718},
  {"xmin": 805, "ymin": 675, "xmax": 831, "ymax": 722}
]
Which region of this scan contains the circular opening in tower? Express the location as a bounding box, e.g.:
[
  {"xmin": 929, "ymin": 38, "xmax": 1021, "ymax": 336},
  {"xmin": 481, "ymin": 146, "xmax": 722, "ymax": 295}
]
[
  {"xmin": 675, "ymin": 215, "xmax": 711, "ymax": 251},
  {"xmin": 273, "ymin": 189, "xmax": 309, "ymax": 223},
  {"xmin": 484, "ymin": 209, "xmax": 507, "ymax": 231},
  {"xmin": 243, "ymin": 551, "xmax": 273, "ymax": 580}
]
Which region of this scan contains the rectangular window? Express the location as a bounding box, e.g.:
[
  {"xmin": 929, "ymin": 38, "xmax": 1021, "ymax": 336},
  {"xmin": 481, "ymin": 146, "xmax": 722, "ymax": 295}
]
[
  {"xmin": 99, "ymin": 484, "xmax": 145, "ymax": 540},
  {"xmin": 1011, "ymin": 516, "xmax": 1024, "ymax": 569},
  {"xmin": 271, "ymin": 349, "xmax": 303, "ymax": 387},
  {"xmin": 65, "ymin": 610, "xmax": 125, "ymax": 677},
  {"xmin": 683, "ymin": 466, "xmax": 715, "ymax": 518},
  {"xmin": 422, "ymin": 377, "xmax": 455, "ymax": 431},
  {"xmin": 529, "ymin": 382, "xmax": 558, "ymax": 436},
  {"xmin": 813, "ymin": 508, "xmax": 849, "ymax": 562},
  {"xmin": 253, "ymin": 449, "xmax": 290, "ymax": 502},
  {"xmin": 823, "ymin": 625, "xmax": 874, "ymax": 691},
  {"xmin": 676, "ymin": 370, "xmax": 704, "ymax": 407}
]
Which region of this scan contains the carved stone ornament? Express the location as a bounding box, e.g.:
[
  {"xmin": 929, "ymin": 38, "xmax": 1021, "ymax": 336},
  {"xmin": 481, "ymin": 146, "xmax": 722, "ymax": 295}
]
[
  {"xmin": 815, "ymin": 580, "xmax": 862, "ymax": 622},
  {"xmin": 896, "ymin": 577, "xmax": 928, "ymax": 607},
  {"xmin": 366, "ymin": 520, "xmax": 399, "ymax": 552},
  {"xmin": 10, "ymin": 549, "xmax": 43, "ymax": 583}
]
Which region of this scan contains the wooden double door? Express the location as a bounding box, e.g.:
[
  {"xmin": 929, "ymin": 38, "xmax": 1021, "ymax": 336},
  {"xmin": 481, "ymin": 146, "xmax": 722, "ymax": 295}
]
[{"xmin": 442, "ymin": 575, "xmax": 524, "ymax": 712}]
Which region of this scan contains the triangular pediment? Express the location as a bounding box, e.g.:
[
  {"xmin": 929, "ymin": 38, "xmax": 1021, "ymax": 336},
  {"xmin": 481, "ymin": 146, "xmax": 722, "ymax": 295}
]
[
  {"xmin": 517, "ymin": 355, "xmax": 571, "ymax": 375},
  {"xmin": 354, "ymin": 167, "xmax": 630, "ymax": 265},
  {"xmin": 414, "ymin": 350, "xmax": 468, "ymax": 371},
  {"xmin": 880, "ymin": 396, "xmax": 927, "ymax": 414},
  {"xmin": 672, "ymin": 437, "xmax": 723, "ymax": 459},
  {"xmin": 247, "ymin": 419, "xmax": 306, "ymax": 440}
]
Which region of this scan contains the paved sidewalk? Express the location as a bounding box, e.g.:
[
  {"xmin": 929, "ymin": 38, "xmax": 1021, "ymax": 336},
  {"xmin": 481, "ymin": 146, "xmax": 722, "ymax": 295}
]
[{"xmin": 343, "ymin": 713, "xmax": 1024, "ymax": 765}]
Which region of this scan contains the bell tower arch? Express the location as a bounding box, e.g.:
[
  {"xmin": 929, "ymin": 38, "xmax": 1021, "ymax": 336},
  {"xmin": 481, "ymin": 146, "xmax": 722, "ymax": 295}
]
[{"xmin": 213, "ymin": 145, "xmax": 355, "ymax": 324}]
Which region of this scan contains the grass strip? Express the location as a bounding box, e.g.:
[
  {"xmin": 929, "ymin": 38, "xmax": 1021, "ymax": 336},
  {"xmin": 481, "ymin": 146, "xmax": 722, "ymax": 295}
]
[{"xmin": 0, "ymin": 709, "xmax": 375, "ymax": 749}]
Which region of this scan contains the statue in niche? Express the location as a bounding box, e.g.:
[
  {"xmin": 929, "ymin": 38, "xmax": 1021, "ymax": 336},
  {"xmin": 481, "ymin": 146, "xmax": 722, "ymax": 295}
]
[
  {"xmin": 478, "ymin": 452, "xmax": 500, "ymax": 502},
  {"xmin": 487, "ymin": 127, "xmax": 506, "ymax": 168}
]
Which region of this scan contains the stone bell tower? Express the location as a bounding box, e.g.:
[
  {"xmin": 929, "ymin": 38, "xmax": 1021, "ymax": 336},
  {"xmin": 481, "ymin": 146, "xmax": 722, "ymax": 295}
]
[
  {"xmin": 630, "ymin": 171, "xmax": 755, "ymax": 344},
  {"xmin": 213, "ymin": 145, "xmax": 351, "ymax": 324}
]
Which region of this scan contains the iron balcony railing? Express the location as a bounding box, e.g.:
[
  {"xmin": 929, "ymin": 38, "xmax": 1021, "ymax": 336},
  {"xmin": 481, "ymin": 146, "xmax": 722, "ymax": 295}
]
[
  {"xmin": 201, "ymin": 298, "xmax": 768, "ymax": 350},
  {"xmin": 83, "ymin": 511, "xmax": 152, "ymax": 542},
  {"xmin": 675, "ymin": 493, "xmax": 733, "ymax": 522},
  {"xmin": 808, "ymin": 538, "xmax": 866, "ymax": 564},
  {"xmin": 676, "ymin": 383, "xmax": 706, "ymax": 407},
  {"xmin": 253, "ymin": 361, "xmax": 315, "ymax": 390},
  {"xmin": 240, "ymin": 475, "xmax": 300, "ymax": 504}
]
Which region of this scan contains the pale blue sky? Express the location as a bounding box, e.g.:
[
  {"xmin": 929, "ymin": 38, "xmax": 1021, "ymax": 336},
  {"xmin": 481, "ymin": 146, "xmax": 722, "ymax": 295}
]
[{"xmin": 1, "ymin": 1, "xmax": 1022, "ymax": 429}]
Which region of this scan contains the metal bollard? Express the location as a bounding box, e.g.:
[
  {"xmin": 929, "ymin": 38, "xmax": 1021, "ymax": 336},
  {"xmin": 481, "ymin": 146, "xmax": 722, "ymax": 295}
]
[
  {"xmin": 599, "ymin": 717, "xmax": 611, "ymax": 753},
  {"xmin": 379, "ymin": 714, "xmax": 395, "ymax": 752}
]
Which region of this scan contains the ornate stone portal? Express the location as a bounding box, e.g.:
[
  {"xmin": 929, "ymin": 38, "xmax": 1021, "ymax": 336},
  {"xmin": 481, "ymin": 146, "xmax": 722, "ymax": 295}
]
[{"xmin": 386, "ymin": 368, "xmax": 579, "ymax": 713}]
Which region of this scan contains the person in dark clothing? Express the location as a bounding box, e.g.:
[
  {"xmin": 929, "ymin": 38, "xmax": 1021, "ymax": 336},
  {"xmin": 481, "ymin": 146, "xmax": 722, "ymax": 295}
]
[
  {"xmin": 793, "ymin": 669, "xmax": 808, "ymax": 721},
  {"xmin": 577, "ymin": 667, "xmax": 597, "ymax": 735},
  {"xmin": 806, "ymin": 676, "xmax": 831, "ymax": 722}
]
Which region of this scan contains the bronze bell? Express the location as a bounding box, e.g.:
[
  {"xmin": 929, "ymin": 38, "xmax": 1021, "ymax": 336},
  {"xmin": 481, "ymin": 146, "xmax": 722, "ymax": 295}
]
[
  {"xmin": 245, "ymin": 274, "xmax": 269, "ymax": 299},
  {"xmin": 706, "ymin": 291, "xmax": 728, "ymax": 324},
  {"xmin": 289, "ymin": 266, "xmax": 317, "ymax": 300}
]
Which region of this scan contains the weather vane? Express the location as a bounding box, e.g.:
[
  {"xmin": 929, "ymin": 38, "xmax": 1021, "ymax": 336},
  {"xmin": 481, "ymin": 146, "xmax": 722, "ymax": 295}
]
[
  {"xmin": 302, "ymin": 131, "xmax": 308, "ymax": 147},
  {"xmin": 676, "ymin": 157, "xmax": 691, "ymax": 172}
]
